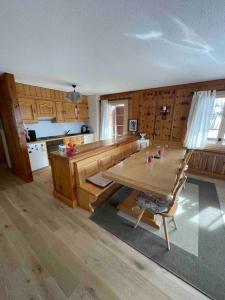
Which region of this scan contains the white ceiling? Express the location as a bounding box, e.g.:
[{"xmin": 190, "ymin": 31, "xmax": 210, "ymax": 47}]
[{"xmin": 0, "ymin": 0, "xmax": 225, "ymax": 95}]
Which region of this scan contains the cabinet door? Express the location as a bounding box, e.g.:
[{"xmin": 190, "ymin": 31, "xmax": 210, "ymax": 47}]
[
  {"xmin": 55, "ymin": 101, "xmax": 65, "ymax": 122},
  {"xmin": 63, "ymin": 103, "xmax": 78, "ymax": 122},
  {"xmin": 77, "ymin": 103, "xmax": 89, "ymax": 121},
  {"xmin": 19, "ymin": 98, "xmax": 37, "ymax": 123},
  {"xmin": 70, "ymin": 135, "xmax": 84, "ymax": 145},
  {"xmin": 36, "ymin": 100, "xmax": 56, "ymax": 117}
]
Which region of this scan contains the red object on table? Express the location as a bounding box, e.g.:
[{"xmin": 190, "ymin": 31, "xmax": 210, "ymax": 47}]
[{"xmin": 148, "ymin": 155, "xmax": 152, "ymax": 163}]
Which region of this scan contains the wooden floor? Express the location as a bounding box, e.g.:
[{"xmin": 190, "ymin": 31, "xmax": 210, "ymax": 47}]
[{"xmin": 0, "ymin": 166, "xmax": 209, "ymax": 300}]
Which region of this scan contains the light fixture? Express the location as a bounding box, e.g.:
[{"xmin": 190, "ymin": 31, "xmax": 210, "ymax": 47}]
[{"xmin": 66, "ymin": 84, "xmax": 83, "ymax": 103}]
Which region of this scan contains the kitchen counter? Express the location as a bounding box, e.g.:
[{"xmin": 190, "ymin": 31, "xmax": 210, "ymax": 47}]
[
  {"xmin": 50, "ymin": 134, "xmax": 138, "ymax": 162},
  {"xmin": 27, "ymin": 132, "xmax": 93, "ymax": 144}
]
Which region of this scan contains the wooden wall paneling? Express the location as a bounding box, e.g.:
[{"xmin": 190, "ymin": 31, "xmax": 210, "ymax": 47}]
[
  {"xmin": 154, "ymin": 90, "xmax": 175, "ymax": 141},
  {"xmin": 101, "ymin": 78, "xmax": 225, "ymax": 144},
  {"xmin": 24, "ymin": 84, "xmax": 30, "ymax": 96},
  {"xmin": 130, "ymin": 92, "xmax": 140, "ymax": 120},
  {"xmin": 188, "ymin": 150, "xmax": 225, "ymax": 180},
  {"xmin": 35, "ymin": 86, "xmax": 42, "ymax": 97},
  {"xmin": 29, "ymin": 85, "xmax": 36, "ymax": 97},
  {"xmin": 139, "ymin": 91, "xmax": 156, "ymax": 140},
  {"xmin": 0, "ymin": 73, "xmax": 33, "ymax": 182},
  {"xmin": 49, "ymin": 89, "xmax": 54, "ymax": 99},
  {"xmin": 0, "ymin": 130, "xmax": 5, "ymax": 164},
  {"xmin": 171, "ymin": 90, "xmax": 192, "ymax": 142},
  {"xmin": 16, "ymin": 83, "xmax": 67, "ymax": 102}
]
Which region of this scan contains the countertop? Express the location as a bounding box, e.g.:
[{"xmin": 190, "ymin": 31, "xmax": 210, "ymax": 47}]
[
  {"xmin": 27, "ymin": 132, "xmax": 93, "ymax": 144},
  {"xmin": 50, "ymin": 135, "xmax": 139, "ymax": 162}
]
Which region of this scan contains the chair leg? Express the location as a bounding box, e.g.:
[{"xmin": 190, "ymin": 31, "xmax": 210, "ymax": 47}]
[
  {"xmin": 162, "ymin": 216, "xmax": 170, "ymax": 250},
  {"xmin": 134, "ymin": 208, "xmax": 146, "ymax": 229},
  {"xmin": 172, "ymin": 216, "xmax": 177, "ymax": 230}
]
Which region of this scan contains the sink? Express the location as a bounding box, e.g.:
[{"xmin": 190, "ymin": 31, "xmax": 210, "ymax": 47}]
[{"xmin": 64, "ymin": 133, "xmax": 80, "ymax": 137}]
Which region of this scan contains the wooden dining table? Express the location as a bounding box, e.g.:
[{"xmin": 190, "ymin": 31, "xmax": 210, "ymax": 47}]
[{"xmin": 103, "ymin": 146, "xmax": 186, "ymax": 229}]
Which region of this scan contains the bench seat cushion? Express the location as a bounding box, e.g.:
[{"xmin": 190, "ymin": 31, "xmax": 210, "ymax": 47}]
[{"xmin": 136, "ymin": 192, "xmax": 173, "ymax": 214}]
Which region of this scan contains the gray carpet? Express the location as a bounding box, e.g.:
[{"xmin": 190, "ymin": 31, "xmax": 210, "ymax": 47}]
[{"xmin": 90, "ymin": 178, "xmax": 225, "ymax": 300}]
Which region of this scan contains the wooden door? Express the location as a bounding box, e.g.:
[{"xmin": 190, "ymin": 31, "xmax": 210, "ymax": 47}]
[
  {"xmin": 19, "ymin": 97, "xmax": 37, "ymax": 123},
  {"xmin": 55, "ymin": 101, "xmax": 65, "ymax": 122},
  {"xmin": 77, "ymin": 103, "xmax": 89, "ymax": 121},
  {"xmin": 36, "ymin": 100, "xmax": 56, "ymax": 117},
  {"xmin": 63, "ymin": 103, "xmax": 77, "ymax": 122}
]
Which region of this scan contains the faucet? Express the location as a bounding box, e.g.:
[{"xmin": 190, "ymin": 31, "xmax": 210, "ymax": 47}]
[{"xmin": 64, "ymin": 130, "xmax": 71, "ymax": 136}]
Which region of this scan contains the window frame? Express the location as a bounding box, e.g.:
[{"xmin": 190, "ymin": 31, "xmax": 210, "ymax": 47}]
[
  {"xmin": 108, "ymin": 100, "xmax": 128, "ymax": 137},
  {"xmin": 206, "ymin": 92, "xmax": 225, "ymax": 147}
]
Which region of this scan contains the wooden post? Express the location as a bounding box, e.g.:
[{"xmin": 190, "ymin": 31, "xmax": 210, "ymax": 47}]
[{"xmin": 0, "ymin": 73, "xmax": 33, "ymax": 182}]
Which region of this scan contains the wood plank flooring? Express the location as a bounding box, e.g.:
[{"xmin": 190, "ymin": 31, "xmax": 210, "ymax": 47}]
[{"xmin": 0, "ymin": 167, "xmax": 209, "ymax": 300}]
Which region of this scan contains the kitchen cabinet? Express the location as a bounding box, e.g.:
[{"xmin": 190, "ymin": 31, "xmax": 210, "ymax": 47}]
[
  {"xmin": 19, "ymin": 98, "xmax": 37, "ymax": 123},
  {"xmin": 36, "ymin": 100, "xmax": 56, "ymax": 117},
  {"xmin": 19, "ymin": 96, "xmax": 89, "ymax": 124},
  {"xmin": 64, "ymin": 135, "xmax": 84, "ymax": 145},
  {"xmin": 77, "ymin": 103, "xmax": 89, "ymax": 121},
  {"xmin": 63, "ymin": 103, "xmax": 78, "ymax": 122},
  {"xmin": 55, "ymin": 101, "xmax": 65, "ymax": 122}
]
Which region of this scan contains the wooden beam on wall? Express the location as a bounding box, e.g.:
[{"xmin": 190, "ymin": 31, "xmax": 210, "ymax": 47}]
[{"xmin": 0, "ymin": 73, "xmax": 33, "ymax": 182}]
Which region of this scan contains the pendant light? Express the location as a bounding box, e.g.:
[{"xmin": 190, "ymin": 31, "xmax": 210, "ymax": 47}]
[{"xmin": 66, "ymin": 84, "xmax": 83, "ymax": 103}]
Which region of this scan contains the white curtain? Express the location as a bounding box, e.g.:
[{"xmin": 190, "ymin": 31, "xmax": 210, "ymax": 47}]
[
  {"xmin": 184, "ymin": 90, "xmax": 216, "ymax": 149},
  {"xmin": 100, "ymin": 100, "xmax": 110, "ymax": 140}
]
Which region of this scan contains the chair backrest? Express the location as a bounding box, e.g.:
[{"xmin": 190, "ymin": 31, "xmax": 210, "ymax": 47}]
[
  {"xmin": 172, "ymin": 162, "xmax": 186, "ymax": 194},
  {"xmin": 172, "ymin": 150, "xmax": 193, "ymax": 194},
  {"xmin": 184, "ymin": 150, "xmax": 193, "ymax": 165},
  {"xmin": 171, "ymin": 175, "xmax": 187, "ymax": 205}
]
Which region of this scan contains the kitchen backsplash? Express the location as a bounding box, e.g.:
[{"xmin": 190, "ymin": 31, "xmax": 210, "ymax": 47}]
[{"xmin": 26, "ymin": 120, "xmax": 87, "ymax": 137}]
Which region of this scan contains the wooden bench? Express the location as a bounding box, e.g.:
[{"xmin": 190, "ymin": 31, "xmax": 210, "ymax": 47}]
[
  {"xmin": 50, "ymin": 137, "xmax": 139, "ymax": 210},
  {"xmin": 75, "ymin": 141, "xmax": 138, "ymax": 211}
]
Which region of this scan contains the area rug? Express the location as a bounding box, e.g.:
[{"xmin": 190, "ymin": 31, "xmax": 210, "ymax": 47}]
[{"xmin": 90, "ymin": 178, "xmax": 225, "ymax": 300}]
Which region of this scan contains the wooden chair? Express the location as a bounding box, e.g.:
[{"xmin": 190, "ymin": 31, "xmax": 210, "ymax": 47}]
[
  {"xmin": 183, "ymin": 149, "xmax": 193, "ymax": 171},
  {"xmin": 173, "ymin": 149, "xmax": 192, "ymax": 191},
  {"xmin": 133, "ymin": 176, "xmax": 187, "ymax": 250}
]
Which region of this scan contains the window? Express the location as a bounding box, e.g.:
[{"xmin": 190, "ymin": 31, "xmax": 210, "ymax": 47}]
[
  {"xmin": 207, "ymin": 96, "xmax": 225, "ymax": 143},
  {"xmin": 108, "ymin": 100, "xmax": 128, "ymax": 137}
]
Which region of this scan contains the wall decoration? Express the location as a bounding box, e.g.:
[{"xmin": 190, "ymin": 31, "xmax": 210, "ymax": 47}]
[
  {"xmin": 160, "ymin": 105, "xmax": 170, "ymax": 119},
  {"xmin": 128, "ymin": 119, "xmax": 138, "ymax": 132}
]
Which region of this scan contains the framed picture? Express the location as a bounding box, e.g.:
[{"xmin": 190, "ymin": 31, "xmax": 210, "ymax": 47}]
[{"xmin": 128, "ymin": 119, "xmax": 138, "ymax": 132}]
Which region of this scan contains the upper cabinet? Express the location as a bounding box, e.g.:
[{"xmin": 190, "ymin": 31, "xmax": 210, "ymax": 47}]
[
  {"xmin": 63, "ymin": 103, "xmax": 78, "ymax": 122},
  {"xmin": 55, "ymin": 101, "xmax": 65, "ymax": 122},
  {"xmin": 16, "ymin": 83, "xmax": 89, "ymax": 124},
  {"xmin": 77, "ymin": 103, "xmax": 89, "ymax": 121},
  {"xmin": 18, "ymin": 98, "xmax": 38, "ymax": 123},
  {"xmin": 36, "ymin": 100, "xmax": 56, "ymax": 117}
]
